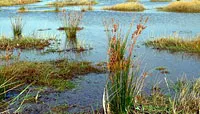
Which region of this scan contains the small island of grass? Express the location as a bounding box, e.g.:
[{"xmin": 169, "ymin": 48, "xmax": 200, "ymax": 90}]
[
  {"xmin": 0, "ymin": 0, "xmax": 40, "ymax": 6},
  {"xmin": 0, "ymin": 37, "xmax": 52, "ymax": 50},
  {"xmin": 145, "ymin": 36, "xmax": 200, "ymax": 53},
  {"xmin": 103, "ymin": 2, "xmax": 145, "ymax": 12},
  {"xmin": 48, "ymin": 0, "xmax": 97, "ymax": 7},
  {"xmin": 158, "ymin": 1, "xmax": 200, "ymax": 13}
]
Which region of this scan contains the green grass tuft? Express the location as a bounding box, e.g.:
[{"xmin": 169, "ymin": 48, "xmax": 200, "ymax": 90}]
[{"xmin": 145, "ymin": 36, "xmax": 200, "ymax": 53}]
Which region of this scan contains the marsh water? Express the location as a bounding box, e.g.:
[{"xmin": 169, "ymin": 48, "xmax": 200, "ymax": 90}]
[{"xmin": 1, "ymin": 0, "xmax": 200, "ymax": 113}]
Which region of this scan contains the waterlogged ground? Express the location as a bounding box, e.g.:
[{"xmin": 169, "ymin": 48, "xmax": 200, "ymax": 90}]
[{"xmin": 0, "ymin": 0, "xmax": 200, "ymax": 113}]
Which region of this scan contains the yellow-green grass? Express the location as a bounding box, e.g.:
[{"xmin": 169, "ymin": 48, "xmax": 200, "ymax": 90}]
[
  {"xmin": 0, "ymin": 37, "xmax": 52, "ymax": 50},
  {"xmin": 0, "ymin": 60, "xmax": 104, "ymax": 91},
  {"xmin": 158, "ymin": 1, "xmax": 200, "ymax": 13},
  {"xmin": 103, "ymin": 2, "xmax": 145, "ymax": 12},
  {"xmin": 150, "ymin": 0, "xmax": 171, "ymax": 2},
  {"xmin": 48, "ymin": 0, "xmax": 97, "ymax": 7},
  {"xmin": 0, "ymin": 0, "xmax": 40, "ymax": 6},
  {"xmin": 145, "ymin": 36, "xmax": 200, "ymax": 53},
  {"xmin": 132, "ymin": 78, "xmax": 200, "ymax": 114}
]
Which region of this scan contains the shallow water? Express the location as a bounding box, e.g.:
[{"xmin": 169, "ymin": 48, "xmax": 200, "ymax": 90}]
[{"xmin": 1, "ymin": 0, "xmax": 200, "ymax": 112}]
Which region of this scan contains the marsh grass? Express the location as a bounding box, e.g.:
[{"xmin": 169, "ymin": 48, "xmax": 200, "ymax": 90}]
[
  {"xmin": 132, "ymin": 78, "xmax": 200, "ymax": 113},
  {"xmin": 0, "ymin": 37, "xmax": 52, "ymax": 50},
  {"xmin": 48, "ymin": 0, "xmax": 97, "ymax": 7},
  {"xmin": 0, "ymin": 59, "xmax": 104, "ymax": 91},
  {"xmin": 61, "ymin": 11, "xmax": 83, "ymax": 40},
  {"xmin": 0, "ymin": 0, "xmax": 40, "ymax": 6},
  {"xmin": 103, "ymin": 2, "xmax": 145, "ymax": 12},
  {"xmin": 11, "ymin": 16, "xmax": 23, "ymax": 39},
  {"xmin": 103, "ymin": 17, "xmax": 148, "ymax": 113},
  {"xmin": 145, "ymin": 36, "xmax": 200, "ymax": 53},
  {"xmin": 158, "ymin": 1, "xmax": 200, "ymax": 13}
]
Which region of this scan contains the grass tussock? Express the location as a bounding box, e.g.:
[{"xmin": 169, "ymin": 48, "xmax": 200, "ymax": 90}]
[
  {"xmin": 61, "ymin": 11, "xmax": 83, "ymax": 40},
  {"xmin": 0, "ymin": 0, "xmax": 40, "ymax": 6},
  {"xmin": 11, "ymin": 16, "xmax": 23, "ymax": 39},
  {"xmin": 0, "ymin": 37, "xmax": 52, "ymax": 50},
  {"xmin": 132, "ymin": 78, "xmax": 200, "ymax": 114},
  {"xmin": 0, "ymin": 60, "xmax": 104, "ymax": 91},
  {"xmin": 103, "ymin": 17, "xmax": 148, "ymax": 113},
  {"xmin": 145, "ymin": 36, "xmax": 200, "ymax": 53},
  {"xmin": 103, "ymin": 2, "xmax": 145, "ymax": 12},
  {"xmin": 49, "ymin": 0, "xmax": 97, "ymax": 7},
  {"xmin": 159, "ymin": 1, "xmax": 200, "ymax": 13}
]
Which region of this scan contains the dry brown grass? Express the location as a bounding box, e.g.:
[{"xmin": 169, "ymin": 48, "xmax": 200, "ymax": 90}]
[
  {"xmin": 0, "ymin": 0, "xmax": 40, "ymax": 6},
  {"xmin": 48, "ymin": 0, "xmax": 97, "ymax": 7},
  {"xmin": 103, "ymin": 2, "xmax": 145, "ymax": 12},
  {"xmin": 159, "ymin": 1, "xmax": 200, "ymax": 13}
]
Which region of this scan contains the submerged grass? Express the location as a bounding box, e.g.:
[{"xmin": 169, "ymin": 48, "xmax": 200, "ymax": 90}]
[
  {"xmin": 158, "ymin": 1, "xmax": 200, "ymax": 13},
  {"xmin": 0, "ymin": 37, "xmax": 52, "ymax": 50},
  {"xmin": 145, "ymin": 36, "xmax": 200, "ymax": 53},
  {"xmin": 0, "ymin": 0, "xmax": 40, "ymax": 6},
  {"xmin": 103, "ymin": 2, "xmax": 145, "ymax": 12},
  {"xmin": 48, "ymin": 0, "xmax": 97, "ymax": 7},
  {"xmin": 0, "ymin": 59, "xmax": 104, "ymax": 91}
]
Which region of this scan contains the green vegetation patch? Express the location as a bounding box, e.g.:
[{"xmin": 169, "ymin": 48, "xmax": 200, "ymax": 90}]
[
  {"xmin": 0, "ymin": 0, "xmax": 40, "ymax": 6},
  {"xmin": 158, "ymin": 1, "xmax": 200, "ymax": 13},
  {"xmin": 0, "ymin": 37, "xmax": 52, "ymax": 50},
  {"xmin": 103, "ymin": 2, "xmax": 145, "ymax": 12},
  {"xmin": 132, "ymin": 79, "xmax": 200, "ymax": 114},
  {"xmin": 0, "ymin": 60, "xmax": 104, "ymax": 91},
  {"xmin": 145, "ymin": 36, "xmax": 200, "ymax": 53}
]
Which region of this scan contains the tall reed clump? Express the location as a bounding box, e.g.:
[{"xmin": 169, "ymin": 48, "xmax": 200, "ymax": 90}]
[
  {"xmin": 11, "ymin": 16, "xmax": 24, "ymax": 39},
  {"xmin": 61, "ymin": 11, "xmax": 83, "ymax": 40},
  {"xmin": 103, "ymin": 17, "xmax": 148, "ymax": 114}
]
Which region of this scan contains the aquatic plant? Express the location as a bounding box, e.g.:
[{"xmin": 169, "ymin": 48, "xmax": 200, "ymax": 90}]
[
  {"xmin": 103, "ymin": 2, "xmax": 145, "ymax": 12},
  {"xmin": 158, "ymin": 1, "xmax": 200, "ymax": 13},
  {"xmin": 18, "ymin": 6, "xmax": 28, "ymax": 13},
  {"xmin": 103, "ymin": 17, "xmax": 148, "ymax": 114},
  {"xmin": 61, "ymin": 11, "xmax": 83, "ymax": 40},
  {"xmin": 145, "ymin": 36, "xmax": 200, "ymax": 53},
  {"xmin": 10, "ymin": 16, "xmax": 24, "ymax": 39}
]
